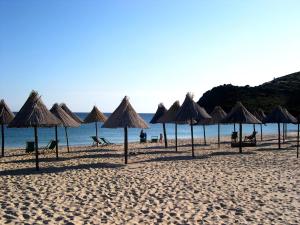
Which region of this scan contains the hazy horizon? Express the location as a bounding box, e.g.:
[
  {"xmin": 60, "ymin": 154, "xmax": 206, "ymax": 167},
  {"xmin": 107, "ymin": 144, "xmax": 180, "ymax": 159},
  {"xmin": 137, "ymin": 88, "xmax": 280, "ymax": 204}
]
[{"xmin": 1, "ymin": 1, "xmax": 300, "ymax": 112}]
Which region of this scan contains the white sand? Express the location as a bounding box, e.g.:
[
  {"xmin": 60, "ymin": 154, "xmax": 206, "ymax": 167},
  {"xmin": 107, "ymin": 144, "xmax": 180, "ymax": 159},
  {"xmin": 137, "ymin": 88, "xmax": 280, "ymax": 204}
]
[{"xmin": 0, "ymin": 134, "xmax": 299, "ymax": 224}]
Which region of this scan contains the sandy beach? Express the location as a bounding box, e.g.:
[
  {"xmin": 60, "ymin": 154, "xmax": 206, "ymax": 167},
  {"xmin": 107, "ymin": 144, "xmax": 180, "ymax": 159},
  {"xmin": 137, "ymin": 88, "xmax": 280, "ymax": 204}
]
[{"xmin": 0, "ymin": 134, "xmax": 299, "ymax": 225}]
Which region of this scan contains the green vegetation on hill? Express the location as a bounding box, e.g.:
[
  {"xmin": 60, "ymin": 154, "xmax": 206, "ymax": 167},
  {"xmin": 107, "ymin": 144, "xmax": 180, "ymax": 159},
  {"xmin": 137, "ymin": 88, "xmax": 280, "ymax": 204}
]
[{"xmin": 197, "ymin": 71, "xmax": 300, "ymax": 115}]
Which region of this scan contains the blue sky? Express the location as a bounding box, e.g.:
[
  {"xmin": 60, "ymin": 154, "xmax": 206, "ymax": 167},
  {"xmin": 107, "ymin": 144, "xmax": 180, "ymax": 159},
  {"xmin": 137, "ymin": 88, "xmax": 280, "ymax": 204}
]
[{"xmin": 1, "ymin": 0, "xmax": 300, "ymax": 112}]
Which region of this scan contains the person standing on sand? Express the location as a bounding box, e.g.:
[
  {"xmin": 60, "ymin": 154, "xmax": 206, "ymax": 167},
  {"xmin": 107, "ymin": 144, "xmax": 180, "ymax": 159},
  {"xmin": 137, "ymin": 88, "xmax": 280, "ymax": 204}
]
[{"xmin": 159, "ymin": 133, "xmax": 163, "ymax": 143}]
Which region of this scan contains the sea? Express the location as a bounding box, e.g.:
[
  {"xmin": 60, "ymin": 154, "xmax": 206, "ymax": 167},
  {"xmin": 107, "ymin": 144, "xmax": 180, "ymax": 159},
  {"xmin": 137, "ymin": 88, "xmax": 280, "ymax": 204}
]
[{"xmin": 2, "ymin": 113, "xmax": 298, "ymax": 149}]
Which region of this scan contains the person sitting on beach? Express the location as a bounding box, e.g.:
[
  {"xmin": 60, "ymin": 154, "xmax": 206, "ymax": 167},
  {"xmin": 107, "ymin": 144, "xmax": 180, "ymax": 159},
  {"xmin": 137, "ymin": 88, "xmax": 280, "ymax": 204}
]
[
  {"xmin": 159, "ymin": 133, "xmax": 163, "ymax": 143},
  {"xmin": 140, "ymin": 129, "xmax": 145, "ymax": 139}
]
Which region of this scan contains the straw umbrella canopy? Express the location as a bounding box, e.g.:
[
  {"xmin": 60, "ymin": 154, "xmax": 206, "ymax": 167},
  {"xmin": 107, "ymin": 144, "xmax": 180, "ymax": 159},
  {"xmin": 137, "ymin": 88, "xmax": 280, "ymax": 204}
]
[
  {"xmin": 102, "ymin": 96, "xmax": 148, "ymax": 164},
  {"xmin": 253, "ymin": 109, "xmax": 266, "ymax": 141},
  {"xmin": 158, "ymin": 101, "xmax": 182, "ymax": 151},
  {"xmin": 84, "ymin": 106, "xmax": 107, "ymax": 147},
  {"xmin": 150, "ymin": 103, "xmax": 168, "ymax": 148},
  {"xmin": 263, "ymin": 106, "xmax": 297, "ymax": 149},
  {"xmin": 195, "ymin": 105, "xmax": 212, "ymax": 146},
  {"xmin": 50, "ymin": 103, "xmax": 80, "ymax": 156},
  {"xmin": 283, "ymin": 108, "xmax": 297, "ymax": 141},
  {"xmin": 9, "ymin": 91, "xmax": 60, "ymax": 170},
  {"xmin": 210, "ymin": 106, "xmax": 227, "ymax": 148},
  {"xmin": 0, "ymin": 99, "xmax": 15, "ymax": 157},
  {"xmin": 60, "ymin": 103, "xmax": 83, "ymax": 152},
  {"xmin": 222, "ymin": 102, "xmax": 261, "ymax": 153},
  {"xmin": 60, "ymin": 103, "xmax": 83, "ymax": 124},
  {"xmin": 175, "ymin": 93, "xmax": 211, "ymax": 157}
]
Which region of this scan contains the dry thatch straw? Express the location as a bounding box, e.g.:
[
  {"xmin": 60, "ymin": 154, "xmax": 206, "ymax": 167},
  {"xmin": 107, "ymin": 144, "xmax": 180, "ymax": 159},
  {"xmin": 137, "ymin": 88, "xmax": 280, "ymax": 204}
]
[
  {"xmin": 0, "ymin": 99, "xmax": 15, "ymax": 157},
  {"xmin": 84, "ymin": 106, "xmax": 107, "ymax": 147},
  {"xmin": 60, "ymin": 103, "xmax": 83, "ymax": 124},
  {"xmin": 50, "ymin": 103, "xmax": 81, "ymax": 128},
  {"xmin": 84, "ymin": 106, "xmax": 107, "ymax": 123},
  {"xmin": 102, "ymin": 96, "xmax": 148, "ymax": 164},
  {"xmin": 9, "ymin": 91, "xmax": 60, "ymax": 170},
  {"xmin": 103, "ymin": 96, "xmax": 148, "ymax": 129},
  {"xmin": 222, "ymin": 102, "xmax": 261, "ymax": 124},
  {"xmin": 263, "ymin": 106, "xmax": 297, "ymax": 149},
  {"xmin": 50, "ymin": 103, "xmax": 81, "ymax": 155},
  {"xmin": 157, "ymin": 101, "xmax": 182, "ymax": 151},
  {"xmin": 210, "ymin": 106, "xmax": 227, "ymax": 124},
  {"xmin": 222, "ymin": 102, "xmax": 261, "ymax": 153},
  {"xmin": 263, "ymin": 106, "xmax": 297, "ymax": 124},
  {"xmin": 175, "ymin": 93, "xmax": 212, "ymax": 157},
  {"xmin": 151, "ymin": 103, "xmax": 168, "ymax": 148},
  {"xmin": 9, "ymin": 91, "xmax": 60, "ymax": 128},
  {"xmin": 0, "ymin": 99, "xmax": 15, "ymax": 125},
  {"xmin": 209, "ymin": 106, "xmax": 227, "ymax": 148},
  {"xmin": 150, "ymin": 103, "xmax": 167, "ymax": 123}
]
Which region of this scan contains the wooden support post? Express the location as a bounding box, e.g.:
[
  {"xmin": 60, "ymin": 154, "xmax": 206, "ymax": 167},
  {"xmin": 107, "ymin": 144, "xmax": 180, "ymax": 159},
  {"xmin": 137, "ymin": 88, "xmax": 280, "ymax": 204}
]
[
  {"xmin": 278, "ymin": 123, "xmax": 281, "ymax": 149},
  {"xmin": 34, "ymin": 126, "xmax": 39, "ymax": 171},
  {"xmin": 218, "ymin": 123, "xmax": 220, "ymax": 149},
  {"xmin": 1, "ymin": 124, "xmax": 4, "ymax": 157},
  {"xmin": 124, "ymin": 126, "xmax": 128, "ymax": 164},
  {"xmin": 65, "ymin": 127, "xmax": 70, "ymax": 153},
  {"xmin": 55, "ymin": 125, "xmax": 59, "ymax": 160},
  {"xmin": 163, "ymin": 123, "xmax": 168, "ymax": 148},
  {"xmin": 191, "ymin": 119, "xmax": 194, "ymax": 157},
  {"xmin": 239, "ymin": 123, "xmax": 242, "ymax": 153},
  {"xmin": 175, "ymin": 123, "xmax": 178, "ymax": 152}
]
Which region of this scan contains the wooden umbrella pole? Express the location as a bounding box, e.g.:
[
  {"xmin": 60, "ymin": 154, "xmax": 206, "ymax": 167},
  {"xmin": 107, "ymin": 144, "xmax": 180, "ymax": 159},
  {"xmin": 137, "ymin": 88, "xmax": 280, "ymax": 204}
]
[
  {"xmin": 260, "ymin": 124, "xmax": 263, "ymax": 141},
  {"xmin": 1, "ymin": 124, "xmax": 4, "ymax": 157},
  {"xmin": 95, "ymin": 122, "xmax": 98, "ymax": 147},
  {"xmin": 253, "ymin": 124, "xmax": 256, "ymax": 132},
  {"xmin": 65, "ymin": 127, "xmax": 70, "ymax": 153},
  {"xmin": 124, "ymin": 126, "xmax": 128, "ymax": 164},
  {"xmin": 55, "ymin": 125, "xmax": 59, "ymax": 160},
  {"xmin": 239, "ymin": 123, "xmax": 242, "ymax": 153},
  {"xmin": 175, "ymin": 123, "xmax": 178, "ymax": 152},
  {"xmin": 282, "ymin": 123, "xmax": 285, "ymax": 143},
  {"xmin": 34, "ymin": 126, "xmax": 39, "ymax": 171},
  {"xmin": 234, "ymin": 123, "xmax": 236, "ymax": 132},
  {"xmin": 296, "ymin": 123, "xmax": 299, "ymax": 158},
  {"xmin": 218, "ymin": 123, "xmax": 220, "ymax": 149},
  {"xmin": 203, "ymin": 125, "xmax": 206, "ymax": 145},
  {"xmin": 191, "ymin": 119, "xmax": 194, "ymax": 157},
  {"xmin": 278, "ymin": 123, "xmax": 281, "ymax": 149},
  {"xmin": 163, "ymin": 123, "xmax": 168, "ymax": 148}
]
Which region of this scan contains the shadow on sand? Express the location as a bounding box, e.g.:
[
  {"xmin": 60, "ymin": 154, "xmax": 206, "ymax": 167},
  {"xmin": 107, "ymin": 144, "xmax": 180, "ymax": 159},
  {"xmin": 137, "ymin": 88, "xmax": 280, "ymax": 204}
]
[{"xmin": 0, "ymin": 162, "xmax": 124, "ymax": 176}]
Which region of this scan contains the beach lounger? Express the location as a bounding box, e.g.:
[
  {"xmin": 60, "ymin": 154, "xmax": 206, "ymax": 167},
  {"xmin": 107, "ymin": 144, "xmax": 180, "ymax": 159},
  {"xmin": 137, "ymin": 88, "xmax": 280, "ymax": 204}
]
[
  {"xmin": 244, "ymin": 131, "xmax": 257, "ymax": 142},
  {"xmin": 25, "ymin": 141, "xmax": 35, "ymax": 153},
  {"xmin": 151, "ymin": 136, "xmax": 158, "ymax": 143},
  {"xmin": 91, "ymin": 136, "xmax": 105, "ymax": 146},
  {"xmin": 100, "ymin": 137, "xmax": 113, "ymax": 145},
  {"xmin": 42, "ymin": 140, "xmax": 58, "ymax": 154}
]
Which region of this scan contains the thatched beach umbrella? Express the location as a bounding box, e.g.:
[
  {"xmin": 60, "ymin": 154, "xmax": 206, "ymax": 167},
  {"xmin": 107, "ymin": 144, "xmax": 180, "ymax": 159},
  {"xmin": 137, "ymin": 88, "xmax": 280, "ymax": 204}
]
[
  {"xmin": 222, "ymin": 102, "xmax": 261, "ymax": 153},
  {"xmin": 9, "ymin": 91, "xmax": 60, "ymax": 170},
  {"xmin": 210, "ymin": 106, "xmax": 227, "ymax": 148},
  {"xmin": 175, "ymin": 93, "xmax": 211, "ymax": 157},
  {"xmin": 150, "ymin": 103, "xmax": 168, "ymax": 148},
  {"xmin": 84, "ymin": 106, "xmax": 107, "ymax": 147},
  {"xmin": 283, "ymin": 108, "xmax": 297, "ymax": 141},
  {"xmin": 158, "ymin": 101, "xmax": 182, "ymax": 151},
  {"xmin": 263, "ymin": 106, "xmax": 297, "ymax": 149},
  {"xmin": 60, "ymin": 103, "xmax": 83, "ymax": 123},
  {"xmin": 50, "ymin": 103, "xmax": 80, "ymax": 156},
  {"xmin": 102, "ymin": 96, "xmax": 148, "ymax": 164},
  {"xmin": 196, "ymin": 105, "xmax": 212, "ymax": 146},
  {"xmin": 60, "ymin": 103, "xmax": 83, "ymax": 152},
  {"xmin": 0, "ymin": 99, "xmax": 15, "ymax": 157},
  {"xmin": 253, "ymin": 109, "xmax": 266, "ymax": 141}
]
